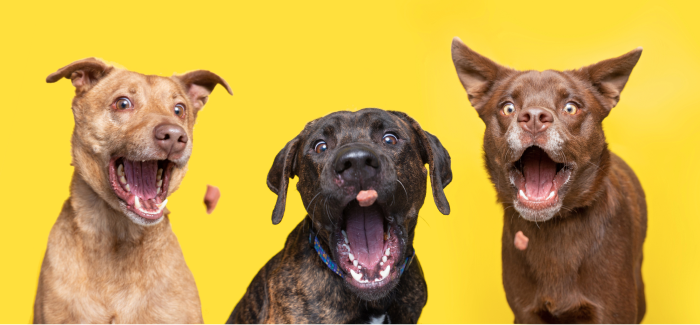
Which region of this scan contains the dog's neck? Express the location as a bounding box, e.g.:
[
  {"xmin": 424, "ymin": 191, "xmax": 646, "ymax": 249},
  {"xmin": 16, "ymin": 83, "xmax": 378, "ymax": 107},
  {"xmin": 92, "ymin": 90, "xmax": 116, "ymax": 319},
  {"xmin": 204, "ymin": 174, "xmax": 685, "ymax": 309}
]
[{"xmin": 68, "ymin": 172, "xmax": 165, "ymax": 248}]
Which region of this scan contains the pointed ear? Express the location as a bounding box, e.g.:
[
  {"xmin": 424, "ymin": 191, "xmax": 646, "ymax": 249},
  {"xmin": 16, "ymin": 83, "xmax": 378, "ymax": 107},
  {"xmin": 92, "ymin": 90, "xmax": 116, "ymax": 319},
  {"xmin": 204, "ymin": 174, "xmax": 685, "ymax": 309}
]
[
  {"xmin": 392, "ymin": 111, "xmax": 452, "ymax": 215},
  {"xmin": 46, "ymin": 58, "xmax": 112, "ymax": 93},
  {"xmin": 451, "ymin": 37, "xmax": 511, "ymax": 110},
  {"xmin": 267, "ymin": 137, "xmax": 300, "ymax": 225},
  {"xmin": 577, "ymin": 47, "xmax": 642, "ymax": 110},
  {"xmin": 173, "ymin": 70, "xmax": 233, "ymax": 116}
]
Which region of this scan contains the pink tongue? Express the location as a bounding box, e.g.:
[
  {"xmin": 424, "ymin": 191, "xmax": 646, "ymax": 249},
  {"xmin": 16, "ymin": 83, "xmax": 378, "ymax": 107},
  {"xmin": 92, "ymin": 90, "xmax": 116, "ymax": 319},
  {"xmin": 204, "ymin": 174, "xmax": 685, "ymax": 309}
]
[
  {"xmin": 345, "ymin": 203, "xmax": 384, "ymax": 268},
  {"xmin": 522, "ymin": 149, "xmax": 556, "ymax": 200},
  {"xmin": 124, "ymin": 160, "xmax": 158, "ymax": 200}
]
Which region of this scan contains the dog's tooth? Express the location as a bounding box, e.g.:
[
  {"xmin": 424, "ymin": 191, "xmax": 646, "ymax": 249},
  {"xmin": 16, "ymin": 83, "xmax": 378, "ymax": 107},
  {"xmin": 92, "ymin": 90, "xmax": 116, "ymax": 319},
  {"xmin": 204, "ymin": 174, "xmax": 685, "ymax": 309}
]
[
  {"xmin": 125, "ymin": 184, "xmax": 130, "ymax": 192},
  {"xmin": 157, "ymin": 188, "xmax": 162, "ymax": 195},
  {"xmin": 353, "ymin": 260, "xmax": 358, "ymax": 267},
  {"xmin": 379, "ymin": 264, "xmax": 391, "ymax": 279},
  {"xmin": 519, "ymin": 189, "xmax": 529, "ymax": 200},
  {"xmin": 342, "ymin": 230, "xmax": 349, "ymax": 244},
  {"xmin": 385, "ymin": 248, "xmax": 390, "ymax": 256},
  {"xmin": 546, "ymin": 190, "xmax": 556, "ymax": 200},
  {"xmin": 348, "ymin": 253, "xmax": 355, "ymax": 261},
  {"xmin": 350, "ymin": 269, "xmax": 363, "ymax": 282},
  {"xmin": 157, "ymin": 179, "xmax": 163, "ymax": 188},
  {"xmin": 117, "ymin": 164, "xmax": 124, "ymax": 177},
  {"xmin": 134, "ymin": 196, "xmax": 141, "ymax": 209},
  {"xmin": 358, "ymin": 265, "xmax": 361, "ymax": 270},
  {"xmin": 157, "ymin": 198, "xmax": 168, "ymax": 210},
  {"xmin": 342, "ymin": 244, "xmax": 351, "ymax": 252},
  {"xmin": 380, "ymin": 261, "xmax": 384, "ymax": 266},
  {"xmin": 157, "ymin": 168, "xmax": 163, "ymax": 179},
  {"xmin": 382, "ymin": 256, "xmax": 387, "ymax": 263},
  {"xmin": 119, "ymin": 176, "xmax": 127, "ymax": 184}
]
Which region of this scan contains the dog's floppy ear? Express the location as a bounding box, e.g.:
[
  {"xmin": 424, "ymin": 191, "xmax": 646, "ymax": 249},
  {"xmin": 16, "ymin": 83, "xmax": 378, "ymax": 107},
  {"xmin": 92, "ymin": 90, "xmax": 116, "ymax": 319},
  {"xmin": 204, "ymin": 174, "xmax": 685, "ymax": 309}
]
[
  {"xmin": 173, "ymin": 70, "xmax": 233, "ymax": 116},
  {"xmin": 392, "ymin": 111, "xmax": 452, "ymax": 215},
  {"xmin": 46, "ymin": 58, "xmax": 112, "ymax": 93},
  {"xmin": 576, "ymin": 47, "xmax": 642, "ymax": 111},
  {"xmin": 267, "ymin": 137, "xmax": 300, "ymax": 225},
  {"xmin": 451, "ymin": 37, "xmax": 511, "ymax": 110}
]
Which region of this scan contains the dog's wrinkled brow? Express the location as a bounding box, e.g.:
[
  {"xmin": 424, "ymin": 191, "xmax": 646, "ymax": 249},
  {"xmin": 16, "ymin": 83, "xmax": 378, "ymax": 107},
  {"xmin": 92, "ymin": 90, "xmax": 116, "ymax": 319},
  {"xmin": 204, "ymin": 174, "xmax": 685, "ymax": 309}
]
[{"xmin": 321, "ymin": 124, "xmax": 336, "ymax": 138}]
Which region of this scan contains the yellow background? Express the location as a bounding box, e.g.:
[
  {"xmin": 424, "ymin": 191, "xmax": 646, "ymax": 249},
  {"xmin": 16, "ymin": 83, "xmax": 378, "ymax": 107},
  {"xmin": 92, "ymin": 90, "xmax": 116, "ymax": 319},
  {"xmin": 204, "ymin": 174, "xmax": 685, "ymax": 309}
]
[{"xmin": 2, "ymin": 0, "xmax": 699, "ymax": 323}]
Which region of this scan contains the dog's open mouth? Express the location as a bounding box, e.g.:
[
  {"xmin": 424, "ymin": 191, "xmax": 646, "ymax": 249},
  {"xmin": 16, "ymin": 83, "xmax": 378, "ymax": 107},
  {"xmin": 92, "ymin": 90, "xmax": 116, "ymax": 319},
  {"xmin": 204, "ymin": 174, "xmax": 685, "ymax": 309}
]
[
  {"xmin": 510, "ymin": 146, "xmax": 572, "ymax": 209},
  {"xmin": 108, "ymin": 157, "xmax": 174, "ymax": 220},
  {"xmin": 335, "ymin": 199, "xmax": 401, "ymax": 289}
]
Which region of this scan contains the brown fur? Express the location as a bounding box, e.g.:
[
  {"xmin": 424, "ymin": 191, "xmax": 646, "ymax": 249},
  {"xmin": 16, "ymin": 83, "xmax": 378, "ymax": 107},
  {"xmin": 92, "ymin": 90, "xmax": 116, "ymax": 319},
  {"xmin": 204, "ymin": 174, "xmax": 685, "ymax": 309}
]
[
  {"xmin": 451, "ymin": 39, "xmax": 647, "ymax": 323},
  {"xmin": 34, "ymin": 58, "xmax": 231, "ymax": 323}
]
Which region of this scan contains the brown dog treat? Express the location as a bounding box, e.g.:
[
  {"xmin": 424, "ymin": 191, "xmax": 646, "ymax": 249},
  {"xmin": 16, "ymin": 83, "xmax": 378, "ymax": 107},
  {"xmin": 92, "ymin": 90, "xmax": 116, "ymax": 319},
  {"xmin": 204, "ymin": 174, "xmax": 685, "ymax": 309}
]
[
  {"xmin": 514, "ymin": 231, "xmax": 528, "ymax": 251},
  {"xmin": 204, "ymin": 185, "xmax": 220, "ymax": 214},
  {"xmin": 356, "ymin": 189, "xmax": 378, "ymax": 207}
]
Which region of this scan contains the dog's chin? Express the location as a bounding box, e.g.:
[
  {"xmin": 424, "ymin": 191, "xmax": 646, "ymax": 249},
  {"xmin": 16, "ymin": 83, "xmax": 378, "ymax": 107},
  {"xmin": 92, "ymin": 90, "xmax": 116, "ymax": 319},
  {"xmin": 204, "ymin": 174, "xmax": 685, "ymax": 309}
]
[
  {"xmin": 118, "ymin": 201, "xmax": 165, "ymax": 226},
  {"xmin": 332, "ymin": 200, "xmax": 405, "ymax": 300},
  {"xmin": 508, "ymin": 146, "xmax": 573, "ymax": 222},
  {"xmin": 108, "ymin": 156, "xmax": 176, "ymax": 226}
]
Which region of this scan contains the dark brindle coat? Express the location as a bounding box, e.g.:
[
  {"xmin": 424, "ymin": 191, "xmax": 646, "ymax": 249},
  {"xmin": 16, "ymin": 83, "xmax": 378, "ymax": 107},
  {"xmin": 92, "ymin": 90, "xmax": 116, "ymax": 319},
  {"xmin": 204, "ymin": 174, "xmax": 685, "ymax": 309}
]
[{"xmin": 227, "ymin": 108, "xmax": 452, "ymax": 323}]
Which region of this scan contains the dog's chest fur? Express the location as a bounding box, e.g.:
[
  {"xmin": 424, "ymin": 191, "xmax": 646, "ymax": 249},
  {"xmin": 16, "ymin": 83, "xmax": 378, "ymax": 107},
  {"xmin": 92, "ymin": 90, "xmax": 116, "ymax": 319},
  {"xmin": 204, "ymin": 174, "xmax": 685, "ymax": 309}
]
[
  {"xmin": 229, "ymin": 219, "xmax": 427, "ymax": 324},
  {"xmin": 501, "ymin": 154, "xmax": 646, "ymax": 323},
  {"xmin": 34, "ymin": 176, "xmax": 202, "ymax": 323}
]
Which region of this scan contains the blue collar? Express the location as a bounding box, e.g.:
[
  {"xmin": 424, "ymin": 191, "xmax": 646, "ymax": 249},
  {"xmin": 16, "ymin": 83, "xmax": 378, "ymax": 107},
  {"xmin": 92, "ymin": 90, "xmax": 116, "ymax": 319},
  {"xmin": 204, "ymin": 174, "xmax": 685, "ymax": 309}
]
[{"xmin": 309, "ymin": 229, "xmax": 415, "ymax": 279}]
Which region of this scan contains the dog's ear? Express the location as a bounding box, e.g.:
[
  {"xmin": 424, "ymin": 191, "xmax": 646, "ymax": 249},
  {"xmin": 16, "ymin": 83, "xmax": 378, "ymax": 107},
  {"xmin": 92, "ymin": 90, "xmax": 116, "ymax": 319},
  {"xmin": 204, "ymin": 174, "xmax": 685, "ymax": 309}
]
[
  {"xmin": 392, "ymin": 111, "xmax": 452, "ymax": 215},
  {"xmin": 576, "ymin": 47, "xmax": 642, "ymax": 111},
  {"xmin": 46, "ymin": 58, "xmax": 112, "ymax": 93},
  {"xmin": 173, "ymin": 70, "xmax": 233, "ymax": 116},
  {"xmin": 451, "ymin": 37, "xmax": 511, "ymax": 110},
  {"xmin": 267, "ymin": 137, "xmax": 300, "ymax": 225}
]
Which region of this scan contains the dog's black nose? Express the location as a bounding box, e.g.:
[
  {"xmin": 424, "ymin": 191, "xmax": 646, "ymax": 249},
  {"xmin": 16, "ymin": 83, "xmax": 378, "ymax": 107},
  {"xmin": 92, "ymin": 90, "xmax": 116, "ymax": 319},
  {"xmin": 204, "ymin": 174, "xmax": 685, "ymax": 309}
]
[
  {"xmin": 334, "ymin": 146, "xmax": 380, "ymax": 179},
  {"xmin": 154, "ymin": 124, "xmax": 188, "ymax": 156},
  {"xmin": 518, "ymin": 107, "xmax": 553, "ymax": 134}
]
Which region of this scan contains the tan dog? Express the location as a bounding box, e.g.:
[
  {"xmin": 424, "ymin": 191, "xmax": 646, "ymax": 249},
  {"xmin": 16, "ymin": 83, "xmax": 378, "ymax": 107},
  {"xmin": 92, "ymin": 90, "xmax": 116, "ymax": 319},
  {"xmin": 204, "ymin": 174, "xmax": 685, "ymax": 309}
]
[{"xmin": 33, "ymin": 58, "xmax": 231, "ymax": 323}]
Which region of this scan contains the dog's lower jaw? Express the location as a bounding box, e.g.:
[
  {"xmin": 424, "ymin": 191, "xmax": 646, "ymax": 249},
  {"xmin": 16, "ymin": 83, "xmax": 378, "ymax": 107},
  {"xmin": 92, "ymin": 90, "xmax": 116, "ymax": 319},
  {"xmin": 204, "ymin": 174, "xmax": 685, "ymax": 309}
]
[
  {"xmin": 513, "ymin": 198, "xmax": 563, "ymax": 222},
  {"xmin": 119, "ymin": 201, "xmax": 165, "ymax": 226}
]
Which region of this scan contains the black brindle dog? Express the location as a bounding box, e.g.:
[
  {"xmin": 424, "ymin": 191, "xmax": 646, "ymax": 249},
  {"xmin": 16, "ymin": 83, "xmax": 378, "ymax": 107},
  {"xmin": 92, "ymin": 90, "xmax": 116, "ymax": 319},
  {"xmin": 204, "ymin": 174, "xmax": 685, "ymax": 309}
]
[{"xmin": 227, "ymin": 108, "xmax": 452, "ymax": 323}]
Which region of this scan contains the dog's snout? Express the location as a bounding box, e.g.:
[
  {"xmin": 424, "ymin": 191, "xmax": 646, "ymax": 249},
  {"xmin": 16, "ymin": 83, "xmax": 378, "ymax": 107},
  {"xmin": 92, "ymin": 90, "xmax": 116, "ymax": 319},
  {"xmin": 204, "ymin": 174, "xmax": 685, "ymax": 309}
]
[
  {"xmin": 334, "ymin": 146, "xmax": 380, "ymax": 181},
  {"xmin": 154, "ymin": 124, "xmax": 188, "ymax": 155},
  {"xmin": 518, "ymin": 107, "xmax": 553, "ymax": 134}
]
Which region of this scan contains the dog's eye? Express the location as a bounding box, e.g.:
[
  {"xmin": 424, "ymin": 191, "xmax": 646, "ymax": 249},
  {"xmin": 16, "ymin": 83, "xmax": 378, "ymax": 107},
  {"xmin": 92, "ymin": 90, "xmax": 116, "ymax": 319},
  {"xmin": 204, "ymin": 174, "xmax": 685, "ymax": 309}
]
[
  {"xmin": 174, "ymin": 104, "xmax": 185, "ymax": 117},
  {"xmin": 564, "ymin": 102, "xmax": 578, "ymax": 115},
  {"xmin": 383, "ymin": 133, "xmax": 398, "ymax": 145},
  {"xmin": 115, "ymin": 97, "xmax": 133, "ymax": 110},
  {"xmin": 314, "ymin": 141, "xmax": 328, "ymax": 153},
  {"xmin": 502, "ymin": 103, "xmax": 516, "ymax": 116}
]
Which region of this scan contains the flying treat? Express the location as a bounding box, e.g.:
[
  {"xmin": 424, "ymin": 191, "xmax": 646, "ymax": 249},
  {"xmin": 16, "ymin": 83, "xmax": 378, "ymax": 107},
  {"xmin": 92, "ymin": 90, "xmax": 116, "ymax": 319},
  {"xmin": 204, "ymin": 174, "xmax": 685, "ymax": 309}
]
[
  {"xmin": 514, "ymin": 231, "xmax": 529, "ymax": 251},
  {"xmin": 356, "ymin": 189, "xmax": 378, "ymax": 207},
  {"xmin": 204, "ymin": 185, "xmax": 221, "ymax": 214}
]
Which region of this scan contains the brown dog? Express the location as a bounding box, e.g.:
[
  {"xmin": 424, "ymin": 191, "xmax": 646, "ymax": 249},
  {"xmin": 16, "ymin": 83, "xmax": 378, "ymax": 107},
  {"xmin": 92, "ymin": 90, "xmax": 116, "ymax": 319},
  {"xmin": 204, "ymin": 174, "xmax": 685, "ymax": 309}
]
[
  {"xmin": 451, "ymin": 39, "xmax": 647, "ymax": 323},
  {"xmin": 33, "ymin": 58, "xmax": 231, "ymax": 323}
]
